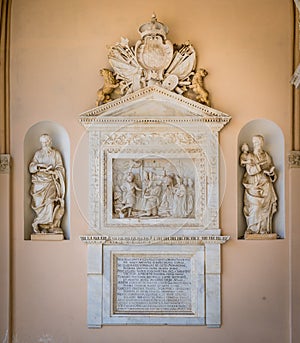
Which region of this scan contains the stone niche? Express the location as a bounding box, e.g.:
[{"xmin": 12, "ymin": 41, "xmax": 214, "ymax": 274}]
[{"xmin": 80, "ymin": 86, "xmax": 230, "ymax": 328}]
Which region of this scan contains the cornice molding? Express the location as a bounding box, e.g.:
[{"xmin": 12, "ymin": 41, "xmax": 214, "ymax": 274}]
[{"xmin": 80, "ymin": 234, "xmax": 230, "ymax": 245}]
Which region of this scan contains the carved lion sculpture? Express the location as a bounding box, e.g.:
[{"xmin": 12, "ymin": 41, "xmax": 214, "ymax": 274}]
[
  {"xmin": 190, "ymin": 68, "xmax": 211, "ymax": 107},
  {"xmin": 96, "ymin": 68, "xmax": 119, "ymax": 106}
]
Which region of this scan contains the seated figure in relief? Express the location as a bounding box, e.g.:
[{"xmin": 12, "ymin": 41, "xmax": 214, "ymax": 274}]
[
  {"xmin": 29, "ymin": 134, "xmax": 65, "ymax": 235},
  {"xmin": 240, "ymin": 135, "xmax": 277, "ymax": 236}
]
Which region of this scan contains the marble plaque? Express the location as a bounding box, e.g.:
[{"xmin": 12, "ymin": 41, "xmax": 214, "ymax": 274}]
[
  {"xmin": 113, "ymin": 255, "xmax": 193, "ymax": 315},
  {"xmin": 102, "ymin": 245, "xmax": 205, "ymax": 325}
]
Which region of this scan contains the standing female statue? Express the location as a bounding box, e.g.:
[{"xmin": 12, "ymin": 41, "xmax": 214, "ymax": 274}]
[
  {"xmin": 240, "ymin": 135, "xmax": 277, "ymax": 236},
  {"xmin": 29, "ymin": 134, "xmax": 65, "ymax": 235}
]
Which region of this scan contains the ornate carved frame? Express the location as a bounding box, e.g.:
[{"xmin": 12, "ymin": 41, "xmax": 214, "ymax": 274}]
[{"xmin": 80, "ymin": 86, "xmax": 230, "ymax": 328}]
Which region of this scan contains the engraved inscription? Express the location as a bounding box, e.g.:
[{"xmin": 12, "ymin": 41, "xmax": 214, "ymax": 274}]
[{"xmin": 113, "ymin": 255, "xmax": 193, "ymax": 315}]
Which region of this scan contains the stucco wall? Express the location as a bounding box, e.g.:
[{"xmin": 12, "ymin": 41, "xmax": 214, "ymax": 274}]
[{"xmin": 8, "ymin": 0, "xmax": 293, "ymax": 342}]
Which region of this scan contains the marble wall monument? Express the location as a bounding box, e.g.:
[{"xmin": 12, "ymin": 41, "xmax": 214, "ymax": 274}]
[{"xmin": 80, "ymin": 15, "xmax": 230, "ymax": 328}]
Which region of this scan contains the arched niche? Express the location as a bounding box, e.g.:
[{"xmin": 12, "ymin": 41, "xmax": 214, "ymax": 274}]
[
  {"xmin": 24, "ymin": 121, "xmax": 70, "ymax": 240},
  {"xmin": 237, "ymin": 119, "xmax": 285, "ymax": 239}
]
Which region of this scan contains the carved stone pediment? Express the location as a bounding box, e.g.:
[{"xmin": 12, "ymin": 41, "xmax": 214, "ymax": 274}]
[{"xmin": 81, "ymin": 85, "xmax": 230, "ymax": 127}]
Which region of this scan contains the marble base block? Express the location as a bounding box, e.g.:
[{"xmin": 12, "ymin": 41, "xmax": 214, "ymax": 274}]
[
  {"xmin": 244, "ymin": 233, "xmax": 277, "ymax": 240},
  {"xmin": 31, "ymin": 233, "xmax": 64, "ymax": 241}
]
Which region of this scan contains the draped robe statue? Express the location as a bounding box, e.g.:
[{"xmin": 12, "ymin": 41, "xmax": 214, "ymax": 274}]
[
  {"xmin": 240, "ymin": 135, "xmax": 277, "ymax": 236},
  {"xmin": 29, "ymin": 134, "xmax": 65, "ymax": 235}
]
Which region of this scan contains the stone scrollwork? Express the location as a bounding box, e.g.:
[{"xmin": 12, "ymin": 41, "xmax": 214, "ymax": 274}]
[
  {"xmin": 104, "ymin": 132, "xmax": 197, "ymax": 147},
  {"xmin": 96, "ymin": 14, "xmax": 210, "ymax": 106}
]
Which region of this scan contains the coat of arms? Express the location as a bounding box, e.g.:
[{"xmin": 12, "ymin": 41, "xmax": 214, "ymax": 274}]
[{"xmin": 96, "ymin": 14, "xmax": 210, "ymax": 107}]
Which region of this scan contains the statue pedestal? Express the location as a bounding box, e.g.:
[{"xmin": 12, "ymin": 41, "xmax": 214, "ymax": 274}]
[
  {"xmin": 244, "ymin": 233, "xmax": 277, "ymax": 240},
  {"xmin": 31, "ymin": 233, "xmax": 64, "ymax": 241}
]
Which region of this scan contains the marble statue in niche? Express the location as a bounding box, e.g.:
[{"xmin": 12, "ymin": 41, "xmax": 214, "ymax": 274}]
[
  {"xmin": 29, "ymin": 134, "xmax": 65, "ymax": 237},
  {"xmin": 240, "ymin": 135, "xmax": 278, "ymax": 239},
  {"xmin": 95, "ymin": 14, "xmax": 211, "ymax": 106},
  {"xmin": 112, "ymin": 158, "xmax": 195, "ymax": 219}
]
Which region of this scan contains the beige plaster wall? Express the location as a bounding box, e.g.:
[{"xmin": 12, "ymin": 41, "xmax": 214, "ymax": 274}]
[{"xmin": 8, "ymin": 0, "xmax": 293, "ymax": 342}]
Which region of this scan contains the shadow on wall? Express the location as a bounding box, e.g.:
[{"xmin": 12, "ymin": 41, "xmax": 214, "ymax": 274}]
[
  {"xmin": 237, "ymin": 119, "xmax": 285, "ymax": 239},
  {"xmin": 24, "ymin": 121, "xmax": 70, "ymax": 240}
]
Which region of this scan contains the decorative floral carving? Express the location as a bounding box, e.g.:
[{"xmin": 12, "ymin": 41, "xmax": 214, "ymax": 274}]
[{"xmin": 103, "ymin": 132, "xmax": 197, "ymax": 146}]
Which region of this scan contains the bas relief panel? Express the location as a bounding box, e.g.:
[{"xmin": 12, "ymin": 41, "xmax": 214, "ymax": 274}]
[
  {"xmin": 95, "ymin": 125, "xmax": 220, "ymax": 233},
  {"xmin": 112, "ymin": 158, "xmax": 196, "ymax": 219}
]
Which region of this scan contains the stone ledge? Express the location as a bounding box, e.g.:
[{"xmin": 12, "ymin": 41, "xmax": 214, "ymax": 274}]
[
  {"xmin": 80, "ymin": 235, "xmax": 230, "ymax": 245},
  {"xmin": 31, "ymin": 233, "xmax": 64, "ymax": 241},
  {"xmin": 244, "ymin": 233, "xmax": 277, "ymax": 240}
]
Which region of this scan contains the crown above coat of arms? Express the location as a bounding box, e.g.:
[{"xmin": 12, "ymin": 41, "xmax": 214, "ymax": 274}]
[
  {"xmin": 138, "ymin": 13, "xmax": 169, "ymax": 39},
  {"xmin": 96, "ymin": 14, "xmax": 211, "ymax": 108}
]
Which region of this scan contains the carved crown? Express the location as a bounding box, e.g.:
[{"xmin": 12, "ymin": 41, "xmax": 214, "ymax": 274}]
[{"xmin": 138, "ymin": 13, "xmax": 169, "ymax": 39}]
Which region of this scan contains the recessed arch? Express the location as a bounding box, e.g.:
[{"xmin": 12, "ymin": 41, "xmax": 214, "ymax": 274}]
[
  {"xmin": 24, "ymin": 121, "xmax": 70, "ymax": 240},
  {"xmin": 237, "ymin": 119, "xmax": 285, "ymax": 239}
]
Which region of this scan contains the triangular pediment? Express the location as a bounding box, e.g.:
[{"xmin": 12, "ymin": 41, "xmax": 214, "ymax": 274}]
[{"xmin": 79, "ymin": 86, "xmax": 231, "ymax": 128}]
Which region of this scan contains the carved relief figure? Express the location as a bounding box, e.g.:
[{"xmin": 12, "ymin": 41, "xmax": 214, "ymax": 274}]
[
  {"xmin": 158, "ymin": 172, "xmax": 174, "ymax": 217},
  {"xmin": 96, "ymin": 68, "xmax": 119, "ymax": 106},
  {"xmin": 186, "ymin": 178, "xmax": 195, "ymax": 216},
  {"xmin": 189, "ymin": 69, "xmax": 210, "ymax": 106},
  {"xmin": 140, "ymin": 175, "xmax": 162, "ymax": 217},
  {"xmin": 172, "ymin": 175, "xmax": 187, "ymax": 218},
  {"xmin": 29, "ymin": 134, "xmax": 65, "ymax": 235},
  {"xmin": 119, "ymin": 172, "xmax": 142, "ymax": 217},
  {"xmin": 112, "ymin": 159, "xmax": 195, "ymax": 220},
  {"xmin": 240, "ymin": 135, "xmax": 277, "ymax": 236}
]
